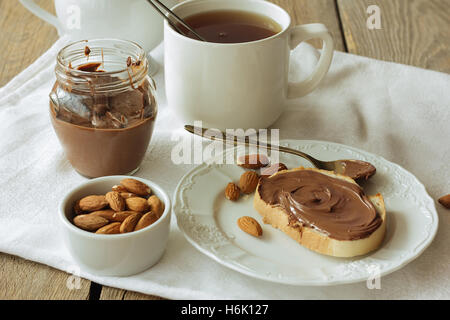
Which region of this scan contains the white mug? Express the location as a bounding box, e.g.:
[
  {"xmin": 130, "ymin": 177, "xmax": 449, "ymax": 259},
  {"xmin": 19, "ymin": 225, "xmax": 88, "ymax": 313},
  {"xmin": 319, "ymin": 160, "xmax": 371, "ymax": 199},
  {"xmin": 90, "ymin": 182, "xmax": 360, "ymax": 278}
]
[
  {"xmin": 164, "ymin": 0, "xmax": 334, "ymax": 130},
  {"xmin": 19, "ymin": 0, "xmax": 177, "ymax": 52}
]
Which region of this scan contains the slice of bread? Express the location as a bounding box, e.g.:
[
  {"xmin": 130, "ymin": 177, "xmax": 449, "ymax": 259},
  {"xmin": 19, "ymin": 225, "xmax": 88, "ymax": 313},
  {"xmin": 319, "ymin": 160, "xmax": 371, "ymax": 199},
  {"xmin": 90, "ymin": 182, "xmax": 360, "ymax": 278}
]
[{"xmin": 253, "ymin": 167, "xmax": 386, "ymax": 258}]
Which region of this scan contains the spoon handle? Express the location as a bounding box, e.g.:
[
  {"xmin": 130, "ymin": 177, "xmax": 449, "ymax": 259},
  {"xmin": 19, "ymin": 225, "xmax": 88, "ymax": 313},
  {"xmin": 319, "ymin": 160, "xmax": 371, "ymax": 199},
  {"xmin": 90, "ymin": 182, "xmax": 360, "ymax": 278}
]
[
  {"xmin": 146, "ymin": 0, "xmax": 206, "ymax": 41},
  {"xmin": 184, "ymin": 125, "xmax": 322, "ymax": 168}
]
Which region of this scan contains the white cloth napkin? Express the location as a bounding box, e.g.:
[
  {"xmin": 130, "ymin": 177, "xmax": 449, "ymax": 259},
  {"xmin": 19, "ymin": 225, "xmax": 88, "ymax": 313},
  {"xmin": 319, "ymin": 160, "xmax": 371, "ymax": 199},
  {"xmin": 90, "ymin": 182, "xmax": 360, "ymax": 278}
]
[{"xmin": 1, "ymin": 36, "xmax": 449, "ymax": 300}]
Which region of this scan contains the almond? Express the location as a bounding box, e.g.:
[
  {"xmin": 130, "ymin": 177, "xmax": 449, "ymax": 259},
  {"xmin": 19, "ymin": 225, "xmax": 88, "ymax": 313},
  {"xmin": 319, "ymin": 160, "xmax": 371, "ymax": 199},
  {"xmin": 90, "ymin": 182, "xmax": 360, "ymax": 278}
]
[
  {"xmin": 261, "ymin": 163, "xmax": 288, "ymax": 177},
  {"xmin": 78, "ymin": 195, "xmax": 108, "ymax": 212},
  {"xmin": 120, "ymin": 192, "xmax": 138, "ymax": 199},
  {"xmin": 105, "ymin": 191, "xmax": 125, "ymax": 211},
  {"xmin": 95, "ymin": 222, "xmax": 121, "ymax": 234},
  {"xmin": 237, "ymin": 154, "xmax": 269, "ymax": 169},
  {"xmin": 237, "ymin": 216, "xmax": 263, "ymax": 237},
  {"xmin": 125, "ymin": 197, "xmax": 149, "ymax": 212},
  {"xmin": 73, "ymin": 214, "xmax": 109, "ymax": 232},
  {"xmin": 89, "ymin": 209, "xmax": 116, "ymax": 221},
  {"xmin": 111, "ymin": 211, "xmax": 139, "ymax": 222},
  {"xmin": 120, "ymin": 178, "xmax": 151, "ymax": 197},
  {"xmin": 134, "ymin": 212, "xmax": 159, "ymax": 231},
  {"xmin": 147, "ymin": 195, "xmax": 165, "ymax": 218},
  {"xmin": 112, "ymin": 185, "xmax": 128, "ymax": 193},
  {"xmin": 438, "ymin": 194, "xmax": 450, "ymax": 209},
  {"xmin": 73, "ymin": 200, "xmax": 85, "ymax": 215},
  {"xmin": 239, "ymin": 171, "xmax": 260, "ymax": 194},
  {"xmin": 225, "ymin": 183, "xmax": 241, "ymax": 201},
  {"xmin": 120, "ymin": 213, "xmax": 142, "ymax": 233}
]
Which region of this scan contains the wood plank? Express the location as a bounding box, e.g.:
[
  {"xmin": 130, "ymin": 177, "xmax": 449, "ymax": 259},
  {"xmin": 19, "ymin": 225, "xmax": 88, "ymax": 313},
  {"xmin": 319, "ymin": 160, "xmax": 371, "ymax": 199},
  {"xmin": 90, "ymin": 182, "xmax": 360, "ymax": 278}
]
[
  {"xmin": 0, "ymin": 0, "xmax": 58, "ymax": 87},
  {"xmin": 0, "ymin": 254, "xmax": 90, "ymax": 300},
  {"xmin": 337, "ymin": 0, "xmax": 450, "ymax": 72},
  {"xmin": 100, "ymin": 286, "xmax": 164, "ymax": 300},
  {"xmin": 269, "ymin": 0, "xmax": 346, "ymax": 51},
  {"xmin": 0, "ymin": 0, "xmax": 90, "ymax": 300}
]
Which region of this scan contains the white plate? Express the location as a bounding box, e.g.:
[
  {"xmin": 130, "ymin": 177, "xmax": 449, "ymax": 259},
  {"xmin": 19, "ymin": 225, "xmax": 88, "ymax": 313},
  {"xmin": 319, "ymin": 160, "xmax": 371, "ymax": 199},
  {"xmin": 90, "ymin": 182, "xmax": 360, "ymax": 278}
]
[{"xmin": 173, "ymin": 140, "xmax": 438, "ymax": 286}]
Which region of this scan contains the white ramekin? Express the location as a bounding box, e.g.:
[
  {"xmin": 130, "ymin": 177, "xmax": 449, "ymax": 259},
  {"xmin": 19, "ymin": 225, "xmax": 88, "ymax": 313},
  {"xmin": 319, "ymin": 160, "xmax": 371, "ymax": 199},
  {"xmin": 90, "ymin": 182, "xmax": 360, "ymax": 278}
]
[{"xmin": 59, "ymin": 176, "xmax": 171, "ymax": 276}]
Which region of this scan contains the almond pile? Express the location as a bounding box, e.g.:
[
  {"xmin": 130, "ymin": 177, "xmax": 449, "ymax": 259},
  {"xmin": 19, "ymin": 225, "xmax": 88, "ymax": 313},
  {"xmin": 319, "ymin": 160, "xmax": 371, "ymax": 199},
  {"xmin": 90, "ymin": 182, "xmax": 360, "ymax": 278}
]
[
  {"xmin": 225, "ymin": 154, "xmax": 289, "ymax": 237},
  {"xmin": 72, "ymin": 178, "xmax": 165, "ymax": 234}
]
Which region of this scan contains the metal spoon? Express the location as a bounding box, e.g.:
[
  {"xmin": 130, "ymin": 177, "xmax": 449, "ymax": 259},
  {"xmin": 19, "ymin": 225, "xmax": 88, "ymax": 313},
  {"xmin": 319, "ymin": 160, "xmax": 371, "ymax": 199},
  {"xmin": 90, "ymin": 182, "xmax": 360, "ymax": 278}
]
[
  {"xmin": 146, "ymin": 0, "xmax": 206, "ymax": 41},
  {"xmin": 184, "ymin": 125, "xmax": 376, "ymax": 181}
]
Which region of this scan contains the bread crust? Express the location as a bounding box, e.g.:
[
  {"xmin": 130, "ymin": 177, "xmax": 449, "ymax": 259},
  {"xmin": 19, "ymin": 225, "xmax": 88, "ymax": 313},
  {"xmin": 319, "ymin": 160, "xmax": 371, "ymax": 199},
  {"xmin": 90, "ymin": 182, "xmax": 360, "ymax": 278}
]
[{"xmin": 253, "ymin": 167, "xmax": 386, "ymax": 258}]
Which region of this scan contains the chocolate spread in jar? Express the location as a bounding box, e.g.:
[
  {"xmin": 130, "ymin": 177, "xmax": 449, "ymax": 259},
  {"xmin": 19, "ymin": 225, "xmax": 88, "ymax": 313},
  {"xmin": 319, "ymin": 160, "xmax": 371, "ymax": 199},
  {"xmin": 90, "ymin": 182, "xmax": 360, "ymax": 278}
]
[
  {"xmin": 258, "ymin": 169, "xmax": 382, "ymax": 240},
  {"xmin": 50, "ymin": 54, "xmax": 157, "ymax": 178}
]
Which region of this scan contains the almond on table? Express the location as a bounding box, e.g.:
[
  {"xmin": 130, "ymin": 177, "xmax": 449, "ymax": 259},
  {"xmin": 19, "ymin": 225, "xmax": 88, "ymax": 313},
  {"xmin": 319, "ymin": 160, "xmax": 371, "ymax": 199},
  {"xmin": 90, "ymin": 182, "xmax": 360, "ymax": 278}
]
[{"xmin": 438, "ymin": 194, "xmax": 450, "ymax": 209}]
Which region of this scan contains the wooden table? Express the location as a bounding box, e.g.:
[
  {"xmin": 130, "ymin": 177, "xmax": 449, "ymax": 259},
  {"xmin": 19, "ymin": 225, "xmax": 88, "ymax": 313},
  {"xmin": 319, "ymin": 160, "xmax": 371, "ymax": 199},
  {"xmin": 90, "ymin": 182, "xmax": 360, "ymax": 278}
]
[{"xmin": 0, "ymin": 0, "xmax": 448, "ymax": 300}]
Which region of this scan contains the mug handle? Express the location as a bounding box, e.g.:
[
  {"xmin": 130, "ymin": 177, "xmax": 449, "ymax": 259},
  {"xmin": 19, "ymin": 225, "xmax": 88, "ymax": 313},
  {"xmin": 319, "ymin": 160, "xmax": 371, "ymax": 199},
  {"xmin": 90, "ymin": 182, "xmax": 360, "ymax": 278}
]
[
  {"xmin": 287, "ymin": 23, "xmax": 334, "ymax": 99},
  {"xmin": 19, "ymin": 0, "xmax": 63, "ymax": 34}
]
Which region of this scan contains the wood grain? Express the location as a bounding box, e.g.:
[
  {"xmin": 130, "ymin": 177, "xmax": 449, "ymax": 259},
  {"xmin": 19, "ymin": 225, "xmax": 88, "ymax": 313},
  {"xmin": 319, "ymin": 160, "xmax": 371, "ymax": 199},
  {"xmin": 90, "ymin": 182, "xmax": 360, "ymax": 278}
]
[
  {"xmin": 337, "ymin": 0, "xmax": 450, "ymax": 72},
  {"xmin": 269, "ymin": 0, "xmax": 346, "ymax": 51},
  {"xmin": 0, "ymin": 0, "xmax": 58, "ymax": 87},
  {"xmin": 0, "ymin": 254, "xmax": 90, "ymax": 300},
  {"xmin": 100, "ymin": 286, "xmax": 165, "ymax": 300}
]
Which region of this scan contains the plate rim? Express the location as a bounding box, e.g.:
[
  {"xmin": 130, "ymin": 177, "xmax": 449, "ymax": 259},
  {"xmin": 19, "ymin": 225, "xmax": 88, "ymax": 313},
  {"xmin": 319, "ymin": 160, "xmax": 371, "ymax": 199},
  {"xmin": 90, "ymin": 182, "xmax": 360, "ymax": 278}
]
[{"xmin": 172, "ymin": 139, "xmax": 439, "ymax": 286}]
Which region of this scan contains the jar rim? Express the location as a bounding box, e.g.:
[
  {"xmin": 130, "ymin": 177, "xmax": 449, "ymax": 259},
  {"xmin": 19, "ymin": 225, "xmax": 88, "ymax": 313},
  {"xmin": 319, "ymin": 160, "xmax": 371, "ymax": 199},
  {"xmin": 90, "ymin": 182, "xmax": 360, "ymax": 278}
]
[
  {"xmin": 55, "ymin": 39, "xmax": 149, "ymax": 94},
  {"xmin": 56, "ymin": 38, "xmax": 147, "ymax": 76}
]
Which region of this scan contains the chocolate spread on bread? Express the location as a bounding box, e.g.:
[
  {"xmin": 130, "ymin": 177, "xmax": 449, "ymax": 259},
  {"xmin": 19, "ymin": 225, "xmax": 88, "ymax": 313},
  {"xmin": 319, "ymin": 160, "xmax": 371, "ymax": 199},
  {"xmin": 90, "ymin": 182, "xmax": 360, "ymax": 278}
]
[{"xmin": 258, "ymin": 169, "xmax": 382, "ymax": 240}]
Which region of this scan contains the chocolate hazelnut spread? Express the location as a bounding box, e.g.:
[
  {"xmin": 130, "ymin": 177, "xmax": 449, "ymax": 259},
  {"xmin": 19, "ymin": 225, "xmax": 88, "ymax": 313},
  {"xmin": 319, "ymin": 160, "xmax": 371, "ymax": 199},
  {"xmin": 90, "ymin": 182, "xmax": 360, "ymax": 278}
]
[
  {"xmin": 339, "ymin": 160, "xmax": 376, "ymax": 181},
  {"xmin": 258, "ymin": 169, "xmax": 382, "ymax": 240},
  {"xmin": 50, "ymin": 39, "xmax": 157, "ymax": 178}
]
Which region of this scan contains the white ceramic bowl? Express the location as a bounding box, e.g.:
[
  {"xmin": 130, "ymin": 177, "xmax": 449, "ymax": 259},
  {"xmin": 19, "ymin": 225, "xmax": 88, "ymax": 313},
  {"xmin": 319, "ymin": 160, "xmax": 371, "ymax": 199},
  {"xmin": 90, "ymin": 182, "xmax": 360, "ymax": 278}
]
[{"xmin": 59, "ymin": 176, "xmax": 171, "ymax": 276}]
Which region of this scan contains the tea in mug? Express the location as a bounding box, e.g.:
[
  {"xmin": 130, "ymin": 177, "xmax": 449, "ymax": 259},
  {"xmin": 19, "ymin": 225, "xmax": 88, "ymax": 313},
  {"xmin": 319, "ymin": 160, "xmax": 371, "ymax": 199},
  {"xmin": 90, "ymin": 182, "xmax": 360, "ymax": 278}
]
[{"xmin": 181, "ymin": 10, "xmax": 282, "ymax": 43}]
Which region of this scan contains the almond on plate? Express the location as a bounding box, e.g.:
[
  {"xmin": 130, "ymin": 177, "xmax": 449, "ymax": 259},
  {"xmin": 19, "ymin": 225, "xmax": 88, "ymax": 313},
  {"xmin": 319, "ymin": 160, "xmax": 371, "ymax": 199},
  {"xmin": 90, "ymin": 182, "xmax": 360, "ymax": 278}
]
[
  {"xmin": 237, "ymin": 154, "xmax": 269, "ymax": 169},
  {"xmin": 237, "ymin": 216, "xmax": 263, "ymax": 237},
  {"xmin": 239, "ymin": 171, "xmax": 260, "ymax": 194},
  {"xmin": 78, "ymin": 195, "xmax": 109, "ymax": 212},
  {"xmin": 73, "ymin": 214, "xmax": 109, "ymax": 232},
  {"xmin": 225, "ymin": 182, "xmax": 241, "ymax": 201},
  {"xmin": 120, "ymin": 178, "xmax": 152, "ymax": 197}
]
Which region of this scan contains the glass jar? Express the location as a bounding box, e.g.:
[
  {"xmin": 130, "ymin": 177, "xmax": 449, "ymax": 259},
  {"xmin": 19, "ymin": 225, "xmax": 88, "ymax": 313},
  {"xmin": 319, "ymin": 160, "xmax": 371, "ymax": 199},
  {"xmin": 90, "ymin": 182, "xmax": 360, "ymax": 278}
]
[{"xmin": 50, "ymin": 39, "xmax": 157, "ymax": 178}]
